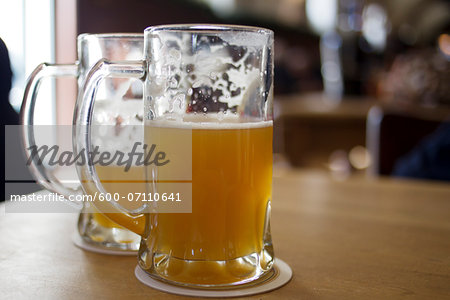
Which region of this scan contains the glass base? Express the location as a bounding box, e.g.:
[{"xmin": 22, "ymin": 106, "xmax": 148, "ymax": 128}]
[
  {"xmin": 138, "ymin": 246, "xmax": 274, "ymax": 289},
  {"xmin": 137, "ymin": 199, "xmax": 275, "ymax": 288},
  {"xmin": 134, "ymin": 258, "xmax": 292, "ymax": 297},
  {"xmin": 78, "ymin": 211, "xmax": 140, "ymax": 251}
]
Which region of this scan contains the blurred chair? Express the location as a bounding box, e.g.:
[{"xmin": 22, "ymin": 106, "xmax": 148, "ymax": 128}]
[{"xmin": 366, "ymin": 106, "xmax": 449, "ymax": 179}]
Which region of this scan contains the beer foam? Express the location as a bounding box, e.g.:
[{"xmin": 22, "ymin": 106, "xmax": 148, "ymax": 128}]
[{"xmin": 145, "ymin": 114, "xmax": 272, "ymax": 130}]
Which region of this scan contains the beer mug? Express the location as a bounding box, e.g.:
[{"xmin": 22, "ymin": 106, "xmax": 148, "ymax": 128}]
[
  {"xmin": 21, "ymin": 33, "xmax": 143, "ymax": 251},
  {"xmin": 75, "ymin": 25, "xmax": 274, "ymax": 287}
]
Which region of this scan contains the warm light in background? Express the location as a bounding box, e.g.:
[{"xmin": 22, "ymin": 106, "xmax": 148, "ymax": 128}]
[
  {"xmin": 349, "ymin": 145, "xmax": 371, "ymax": 170},
  {"xmin": 438, "ymin": 33, "xmax": 450, "ymax": 56}
]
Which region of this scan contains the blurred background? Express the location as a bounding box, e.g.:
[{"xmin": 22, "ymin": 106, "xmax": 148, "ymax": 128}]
[{"xmin": 1, "ymin": 0, "xmax": 449, "ymax": 183}]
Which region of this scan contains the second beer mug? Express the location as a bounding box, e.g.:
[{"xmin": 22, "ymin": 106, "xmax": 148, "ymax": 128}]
[
  {"xmin": 21, "ymin": 33, "xmax": 143, "ymax": 252},
  {"xmin": 75, "ymin": 24, "xmax": 274, "ymax": 287}
]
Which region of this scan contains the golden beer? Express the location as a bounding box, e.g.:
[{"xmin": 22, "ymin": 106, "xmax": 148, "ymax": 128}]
[
  {"xmin": 141, "ymin": 119, "xmax": 273, "ymax": 284},
  {"xmin": 93, "ymin": 166, "xmax": 146, "ymax": 229}
]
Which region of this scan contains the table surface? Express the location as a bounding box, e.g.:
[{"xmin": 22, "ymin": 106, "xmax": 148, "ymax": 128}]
[{"xmin": 2, "ymin": 170, "xmax": 450, "ymax": 299}]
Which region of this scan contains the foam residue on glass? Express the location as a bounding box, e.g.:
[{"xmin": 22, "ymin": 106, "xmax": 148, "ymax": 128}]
[{"xmin": 145, "ymin": 29, "xmax": 273, "ymax": 123}]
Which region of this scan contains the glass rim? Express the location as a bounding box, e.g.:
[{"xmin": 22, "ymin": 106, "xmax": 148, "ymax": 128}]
[
  {"xmin": 145, "ymin": 24, "xmax": 273, "ymax": 36},
  {"xmin": 77, "ymin": 33, "xmax": 144, "ymax": 42}
]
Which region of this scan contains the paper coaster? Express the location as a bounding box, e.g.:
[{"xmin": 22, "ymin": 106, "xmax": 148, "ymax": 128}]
[
  {"xmin": 72, "ymin": 232, "xmax": 138, "ymax": 256},
  {"xmin": 134, "ymin": 258, "xmax": 292, "ymax": 298}
]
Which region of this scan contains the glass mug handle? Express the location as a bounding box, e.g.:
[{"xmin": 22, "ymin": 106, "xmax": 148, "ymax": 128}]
[
  {"xmin": 20, "ymin": 63, "xmax": 83, "ymax": 204},
  {"xmin": 73, "ymin": 59, "xmax": 147, "ymax": 235}
]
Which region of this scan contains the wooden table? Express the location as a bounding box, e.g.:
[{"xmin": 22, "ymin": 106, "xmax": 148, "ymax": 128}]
[{"xmin": 2, "ymin": 170, "xmax": 450, "ymax": 299}]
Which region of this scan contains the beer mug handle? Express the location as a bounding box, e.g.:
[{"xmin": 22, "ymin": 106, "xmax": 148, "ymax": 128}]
[
  {"xmin": 21, "ymin": 63, "xmax": 83, "ymax": 207},
  {"xmin": 74, "ymin": 59, "xmax": 147, "ymax": 235}
]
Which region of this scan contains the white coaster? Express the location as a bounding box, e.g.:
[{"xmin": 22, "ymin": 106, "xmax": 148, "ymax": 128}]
[
  {"xmin": 72, "ymin": 232, "xmax": 138, "ymax": 256},
  {"xmin": 134, "ymin": 258, "xmax": 292, "ymax": 298}
]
